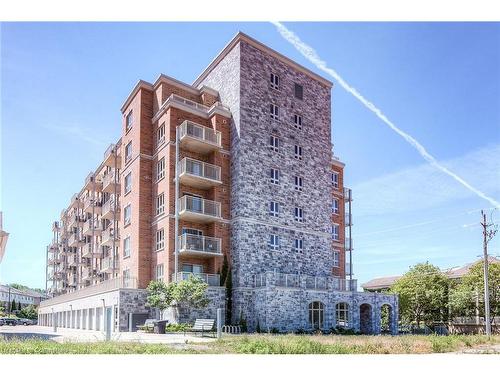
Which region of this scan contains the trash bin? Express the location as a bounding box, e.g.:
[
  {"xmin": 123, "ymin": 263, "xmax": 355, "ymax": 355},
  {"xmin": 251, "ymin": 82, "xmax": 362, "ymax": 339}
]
[{"xmin": 154, "ymin": 320, "xmax": 168, "ymax": 334}]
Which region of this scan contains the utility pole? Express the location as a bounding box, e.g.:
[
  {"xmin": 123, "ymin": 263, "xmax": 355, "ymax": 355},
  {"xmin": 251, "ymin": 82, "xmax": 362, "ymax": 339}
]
[{"xmin": 480, "ymin": 209, "xmax": 497, "ymax": 337}]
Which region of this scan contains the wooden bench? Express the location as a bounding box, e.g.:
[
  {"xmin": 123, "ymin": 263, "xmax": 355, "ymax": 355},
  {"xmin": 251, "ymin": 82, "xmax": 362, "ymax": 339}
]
[{"xmin": 185, "ymin": 319, "xmax": 215, "ymax": 337}]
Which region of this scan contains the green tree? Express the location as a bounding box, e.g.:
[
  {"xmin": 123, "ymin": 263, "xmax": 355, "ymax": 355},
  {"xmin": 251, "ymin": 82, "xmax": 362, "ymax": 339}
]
[
  {"xmin": 11, "ymin": 299, "xmax": 16, "ymax": 312},
  {"xmin": 0, "ymin": 304, "xmax": 5, "ymax": 316},
  {"xmin": 449, "ymin": 261, "xmax": 500, "ymax": 323},
  {"xmin": 225, "ymin": 268, "xmax": 233, "ymax": 324},
  {"xmin": 17, "ymin": 301, "xmax": 21, "ymax": 311},
  {"xmin": 391, "ymin": 262, "xmax": 449, "ymax": 326},
  {"xmin": 220, "ymin": 255, "xmax": 229, "ymax": 286},
  {"xmin": 172, "ymin": 275, "xmax": 209, "ymax": 312},
  {"xmin": 145, "ymin": 280, "xmax": 175, "ymax": 316},
  {"xmin": 18, "ymin": 305, "xmax": 38, "ymax": 320}
]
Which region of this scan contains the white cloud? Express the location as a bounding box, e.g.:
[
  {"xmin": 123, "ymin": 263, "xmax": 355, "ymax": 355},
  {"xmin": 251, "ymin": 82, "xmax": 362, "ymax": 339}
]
[{"xmin": 352, "ymin": 143, "xmax": 500, "ymax": 216}]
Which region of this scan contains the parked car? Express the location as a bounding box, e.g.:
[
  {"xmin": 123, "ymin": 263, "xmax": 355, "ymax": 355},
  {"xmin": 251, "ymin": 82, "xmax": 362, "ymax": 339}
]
[
  {"xmin": 18, "ymin": 318, "xmax": 34, "ymax": 326},
  {"xmin": 0, "ymin": 318, "xmax": 18, "ymax": 326}
]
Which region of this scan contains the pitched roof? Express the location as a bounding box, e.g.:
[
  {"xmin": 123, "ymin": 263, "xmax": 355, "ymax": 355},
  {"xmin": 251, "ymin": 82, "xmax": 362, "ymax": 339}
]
[
  {"xmin": 444, "ymin": 255, "xmax": 500, "ymax": 279},
  {"xmin": 361, "ymin": 276, "xmax": 401, "ymax": 290},
  {"xmin": 361, "ymin": 256, "xmax": 500, "ymax": 290}
]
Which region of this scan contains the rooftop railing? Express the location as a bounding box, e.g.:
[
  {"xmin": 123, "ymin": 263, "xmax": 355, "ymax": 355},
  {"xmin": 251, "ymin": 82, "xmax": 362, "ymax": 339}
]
[
  {"xmin": 179, "ymin": 233, "xmax": 222, "ymax": 255},
  {"xmin": 40, "ymin": 277, "xmax": 138, "ymax": 308},
  {"xmin": 252, "ymin": 272, "xmax": 357, "ymax": 291}
]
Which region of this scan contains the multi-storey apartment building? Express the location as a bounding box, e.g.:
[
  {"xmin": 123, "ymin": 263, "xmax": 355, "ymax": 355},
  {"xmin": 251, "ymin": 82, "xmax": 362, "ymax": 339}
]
[{"xmin": 39, "ymin": 32, "xmax": 398, "ymax": 334}]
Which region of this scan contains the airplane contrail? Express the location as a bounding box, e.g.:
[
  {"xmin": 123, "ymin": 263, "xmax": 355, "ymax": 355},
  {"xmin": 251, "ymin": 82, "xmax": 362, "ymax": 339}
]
[{"xmin": 272, "ymin": 22, "xmax": 500, "ymax": 209}]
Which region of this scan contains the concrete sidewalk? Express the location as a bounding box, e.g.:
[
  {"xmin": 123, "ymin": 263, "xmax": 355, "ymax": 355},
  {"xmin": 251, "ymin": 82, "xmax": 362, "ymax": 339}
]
[{"xmin": 0, "ymin": 325, "xmax": 214, "ymax": 344}]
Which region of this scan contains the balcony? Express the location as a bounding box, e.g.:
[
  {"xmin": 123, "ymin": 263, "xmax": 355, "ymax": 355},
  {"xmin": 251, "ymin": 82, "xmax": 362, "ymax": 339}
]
[
  {"xmin": 83, "ymin": 173, "xmax": 103, "ymax": 192},
  {"xmin": 345, "ymin": 213, "xmax": 352, "ymax": 226},
  {"xmin": 178, "ymin": 158, "xmax": 222, "ymax": 189},
  {"xmin": 83, "ymin": 196, "xmax": 102, "ymax": 214},
  {"xmin": 68, "ymin": 276, "xmax": 78, "ymax": 287},
  {"xmin": 343, "ymin": 187, "xmax": 352, "ymax": 202},
  {"xmin": 48, "ymin": 243, "xmax": 59, "ymax": 253},
  {"xmin": 48, "ymin": 254, "xmax": 61, "ymax": 265},
  {"xmin": 81, "ymin": 268, "xmax": 94, "ymax": 281},
  {"xmin": 54, "ymin": 269, "xmax": 64, "ymax": 280},
  {"xmin": 103, "ymin": 143, "xmax": 122, "ymax": 168},
  {"xmin": 101, "ymin": 227, "xmax": 119, "ymax": 248},
  {"xmin": 178, "ymin": 196, "xmax": 222, "ymax": 223},
  {"xmin": 81, "ymin": 243, "xmax": 102, "ymax": 259},
  {"xmin": 178, "ymin": 120, "xmax": 222, "ymax": 154},
  {"xmin": 67, "ymin": 254, "xmax": 77, "ymax": 267},
  {"xmin": 68, "ymin": 233, "xmax": 81, "ymax": 247},
  {"xmin": 171, "ymin": 272, "xmax": 220, "ymax": 287},
  {"xmin": 67, "ymin": 213, "xmax": 84, "ymax": 229},
  {"xmin": 102, "ymin": 198, "xmax": 120, "ymax": 221},
  {"xmin": 178, "ymin": 233, "xmax": 222, "ymax": 257},
  {"xmin": 345, "ymin": 263, "xmax": 353, "ymax": 277},
  {"xmin": 82, "ymin": 219, "xmax": 102, "ymax": 235},
  {"xmin": 69, "ymin": 194, "xmax": 80, "ymax": 209},
  {"xmin": 344, "ymin": 237, "xmax": 353, "ymax": 250},
  {"xmin": 101, "ymin": 257, "xmax": 118, "ymax": 274},
  {"xmin": 102, "ymin": 170, "xmax": 120, "ymax": 194}
]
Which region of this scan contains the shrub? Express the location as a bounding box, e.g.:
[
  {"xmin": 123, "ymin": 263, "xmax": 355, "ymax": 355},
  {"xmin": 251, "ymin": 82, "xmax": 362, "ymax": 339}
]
[{"xmin": 165, "ymin": 323, "xmax": 191, "ymax": 333}]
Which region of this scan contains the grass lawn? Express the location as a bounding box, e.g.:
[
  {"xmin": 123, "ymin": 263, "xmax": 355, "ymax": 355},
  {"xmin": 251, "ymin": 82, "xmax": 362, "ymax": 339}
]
[{"xmin": 0, "ymin": 334, "xmax": 498, "ymax": 354}]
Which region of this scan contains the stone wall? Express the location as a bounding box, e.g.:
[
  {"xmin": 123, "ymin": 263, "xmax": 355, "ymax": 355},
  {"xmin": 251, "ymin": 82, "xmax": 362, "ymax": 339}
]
[{"xmin": 118, "ymin": 289, "xmax": 150, "ymax": 331}]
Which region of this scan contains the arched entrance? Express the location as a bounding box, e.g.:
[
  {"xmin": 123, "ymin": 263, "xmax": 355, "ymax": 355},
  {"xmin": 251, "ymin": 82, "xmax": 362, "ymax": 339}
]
[
  {"xmin": 335, "ymin": 302, "xmax": 350, "ymax": 328},
  {"xmin": 359, "ymin": 303, "xmax": 373, "ymax": 334},
  {"xmin": 308, "ymin": 301, "xmax": 324, "ymax": 330},
  {"xmin": 380, "ymin": 304, "xmax": 393, "ymax": 334}
]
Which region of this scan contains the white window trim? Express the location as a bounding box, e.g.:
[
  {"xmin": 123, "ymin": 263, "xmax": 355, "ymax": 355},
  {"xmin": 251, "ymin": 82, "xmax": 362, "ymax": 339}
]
[
  {"xmin": 332, "ymin": 224, "xmax": 340, "ymax": 241},
  {"xmin": 269, "ymin": 135, "xmax": 279, "ymax": 152},
  {"xmin": 294, "ymin": 176, "xmax": 303, "ymax": 191},
  {"xmin": 270, "ymin": 73, "xmax": 280, "ymax": 90},
  {"xmin": 294, "ymin": 145, "xmax": 303, "ymax": 160},
  {"xmin": 270, "ymin": 168, "xmax": 280, "ymax": 185},
  {"xmin": 156, "ymin": 193, "xmax": 165, "ymax": 216},
  {"xmin": 157, "ymin": 157, "xmax": 165, "ymax": 182},
  {"xmin": 332, "ymin": 172, "xmax": 339, "ymax": 189},
  {"xmin": 294, "ymin": 207, "xmax": 304, "ymax": 223},
  {"xmin": 156, "ymin": 228, "xmax": 165, "ymax": 252},
  {"xmin": 124, "ymin": 204, "xmax": 131, "ymax": 226},
  {"xmin": 293, "ymin": 114, "xmax": 302, "ymax": 129},
  {"xmin": 268, "ymin": 234, "xmax": 279, "ymax": 250},
  {"xmin": 269, "ymin": 201, "xmax": 279, "ymax": 217},
  {"xmin": 333, "ymin": 251, "xmax": 340, "ymax": 267},
  {"xmin": 332, "ymin": 199, "xmax": 339, "ymax": 215},
  {"xmin": 270, "ymin": 104, "xmax": 279, "ymax": 120}
]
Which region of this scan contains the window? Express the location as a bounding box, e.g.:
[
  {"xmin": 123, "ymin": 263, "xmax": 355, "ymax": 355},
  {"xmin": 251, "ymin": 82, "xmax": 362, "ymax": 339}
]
[
  {"xmin": 309, "ymin": 301, "xmax": 324, "ymax": 329},
  {"xmin": 336, "ymin": 302, "xmax": 350, "ymax": 328},
  {"xmin": 270, "ymin": 168, "xmax": 280, "ymax": 185},
  {"xmin": 124, "ymin": 172, "xmax": 132, "ymax": 195},
  {"xmin": 268, "ymin": 234, "xmax": 279, "ymax": 250},
  {"xmin": 157, "ymin": 123, "xmax": 165, "ymax": 147},
  {"xmin": 126, "ymin": 111, "xmax": 133, "ymax": 132},
  {"xmin": 293, "ymin": 114, "xmax": 302, "ymax": 129},
  {"xmin": 294, "ymin": 207, "xmax": 304, "ymax": 222},
  {"xmin": 123, "ymin": 269, "xmax": 131, "ymax": 286},
  {"xmin": 124, "ymin": 204, "xmax": 131, "ymax": 226},
  {"xmin": 181, "ymin": 263, "xmax": 203, "ymax": 274},
  {"xmin": 294, "ymin": 83, "xmax": 303, "ymax": 100},
  {"xmin": 270, "ymin": 104, "xmax": 279, "ymax": 120},
  {"xmin": 269, "ymin": 201, "xmax": 279, "ymax": 217},
  {"xmin": 156, "ymin": 228, "xmax": 164, "ymax": 251},
  {"xmin": 332, "ymin": 199, "xmax": 339, "ymax": 214},
  {"xmin": 269, "ymin": 135, "xmax": 279, "ymax": 152},
  {"xmin": 182, "ymin": 228, "xmax": 203, "ymax": 236},
  {"xmin": 332, "ymin": 224, "xmax": 339, "ymax": 241},
  {"xmin": 125, "ymin": 141, "xmax": 132, "ymax": 164},
  {"xmin": 156, "ymin": 157, "xmax": 165, "ymax": 181},
  {"xmin": 294, "ymin": 145, "xmax": 303, "ymax": 160},
  {"xmin": 155, "ymin": 264, "xmax": 164, "ymax": 281},
  {"xmin": 123, "ymin": 236, "xmax": 131, "ymax": 258},
  {"xmin": 156, "ymin": 193, "xmax": 165, "ymax": 216},
  {"xmin": 333, "ymin": 251, "xmax": 340, "ymax": 267},
  {"xmin": 294, "ymin": 238, "xmax": 303, "ymax": 253},
  {"xmin": 332, "ymin": 172, "xmax": 339, "ymax": 188},
  {"xmin": 294, "ymin": 176, "xmax": 303, "ymax": 191},
  {"xmin": 270, "ymin": 73, "xmax": 280, "ymax": 90}
]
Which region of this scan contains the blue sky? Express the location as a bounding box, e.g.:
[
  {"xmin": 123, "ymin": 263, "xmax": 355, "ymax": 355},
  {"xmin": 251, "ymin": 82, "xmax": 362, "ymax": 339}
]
[{"xmin": 1, "ymin": 22, "xmax": 499, "ymax": 289}]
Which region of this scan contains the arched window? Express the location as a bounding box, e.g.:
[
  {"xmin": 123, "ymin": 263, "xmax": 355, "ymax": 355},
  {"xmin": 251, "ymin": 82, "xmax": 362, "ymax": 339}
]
[
  {"xmin": 309, "ymin": 301, "xmax": 324, "ymax": 329},
  {"xmin": 336, "ymin": 302, "xmax": 350, "ymax": 328}
]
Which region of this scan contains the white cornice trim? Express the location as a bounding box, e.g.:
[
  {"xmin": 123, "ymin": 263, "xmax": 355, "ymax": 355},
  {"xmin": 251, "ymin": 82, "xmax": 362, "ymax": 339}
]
[
  {"xmin": 120, "ymin": 80, "xmax": 154, "ymax": 113},
  {"xmin": 193, "ymin": 31, "xmax": 333, "ymax": 89}
]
